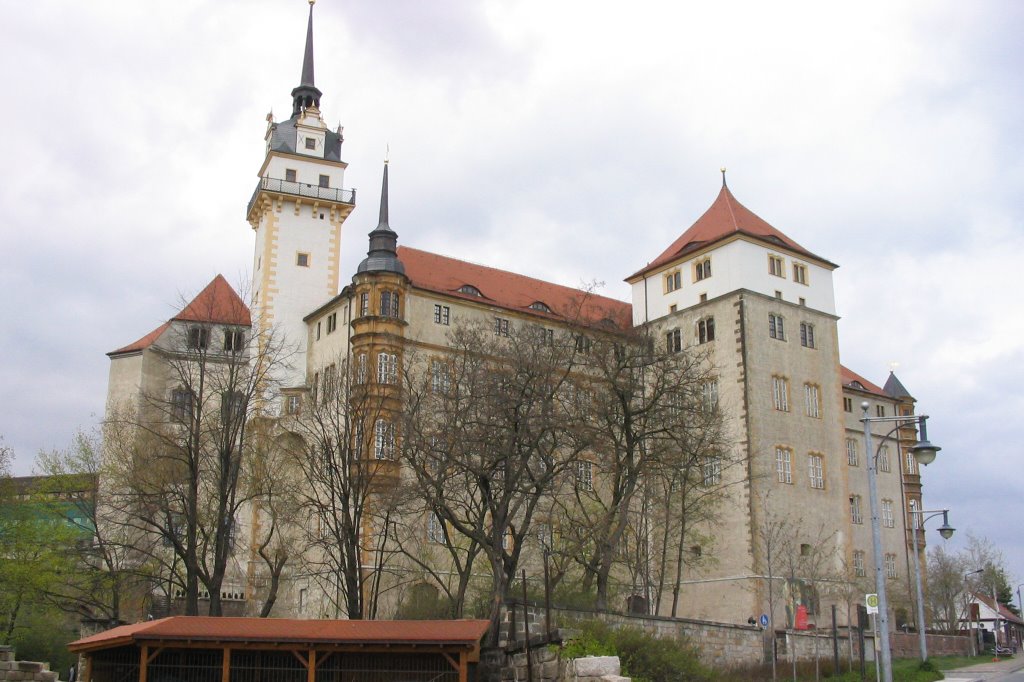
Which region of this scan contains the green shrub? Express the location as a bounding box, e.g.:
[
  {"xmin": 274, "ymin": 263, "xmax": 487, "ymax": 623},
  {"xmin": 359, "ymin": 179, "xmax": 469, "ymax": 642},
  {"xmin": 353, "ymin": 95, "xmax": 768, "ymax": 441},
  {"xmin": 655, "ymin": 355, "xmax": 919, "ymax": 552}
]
[{"xmin": 561, "ymin": 619, "xmax": 711, "ymax": 682}]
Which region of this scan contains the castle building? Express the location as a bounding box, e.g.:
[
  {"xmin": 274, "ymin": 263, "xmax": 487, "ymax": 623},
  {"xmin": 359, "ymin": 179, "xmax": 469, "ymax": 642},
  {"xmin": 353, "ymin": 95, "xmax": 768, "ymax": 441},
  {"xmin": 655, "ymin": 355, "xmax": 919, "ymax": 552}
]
[{"xmin": 104, "ymin": 5, "xmax": 929, "ymax": 628}]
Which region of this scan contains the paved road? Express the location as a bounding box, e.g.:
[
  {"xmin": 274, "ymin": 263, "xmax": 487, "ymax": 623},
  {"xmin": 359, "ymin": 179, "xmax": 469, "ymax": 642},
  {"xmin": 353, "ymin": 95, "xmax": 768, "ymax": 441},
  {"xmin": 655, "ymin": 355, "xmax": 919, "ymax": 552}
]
[{"xmin": 944, "ymin": 654, "xmax": 1024, "ymax": 682}]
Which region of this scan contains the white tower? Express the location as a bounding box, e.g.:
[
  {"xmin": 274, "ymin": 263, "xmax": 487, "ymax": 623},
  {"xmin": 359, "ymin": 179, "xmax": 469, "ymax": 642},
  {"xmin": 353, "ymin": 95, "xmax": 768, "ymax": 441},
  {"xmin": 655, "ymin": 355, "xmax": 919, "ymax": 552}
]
[{"xmin": 246, "ymin": 1, "xmax": 355, "ymax": 390}]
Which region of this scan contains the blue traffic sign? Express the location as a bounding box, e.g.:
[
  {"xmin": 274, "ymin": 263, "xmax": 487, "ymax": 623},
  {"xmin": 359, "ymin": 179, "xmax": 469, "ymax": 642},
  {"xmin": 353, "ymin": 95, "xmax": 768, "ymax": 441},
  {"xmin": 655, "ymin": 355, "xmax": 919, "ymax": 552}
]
[{"xmin": 759, "ymin": 614, "xmax": 769, "ymax": 627}]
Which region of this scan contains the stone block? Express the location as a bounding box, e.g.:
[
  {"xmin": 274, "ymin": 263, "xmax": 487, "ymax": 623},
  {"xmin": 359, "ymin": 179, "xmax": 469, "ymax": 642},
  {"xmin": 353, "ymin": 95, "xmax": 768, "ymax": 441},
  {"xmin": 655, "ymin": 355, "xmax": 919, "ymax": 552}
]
[
  {"xmin": 570, "ymin": 656, "xmax": 620, "ymax": 677},
  {"xmin": 601, "ymin": 676, "xmax": 631, "ymax": 682}
]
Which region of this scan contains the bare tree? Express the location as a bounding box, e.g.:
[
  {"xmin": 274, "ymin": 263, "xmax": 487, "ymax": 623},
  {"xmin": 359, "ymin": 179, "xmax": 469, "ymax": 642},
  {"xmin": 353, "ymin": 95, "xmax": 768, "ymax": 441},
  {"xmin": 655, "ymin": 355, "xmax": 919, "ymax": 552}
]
[
  {"xmin": 103, "ymin": 283, "xmax": 287, "ymax": 615},
  {"xmin": 925, "ymin": 544, "xmax": 968, "ymax": 635},
  {"xmin": 399, "ymin": 321, "xmax": 583, "ymax": 638}
]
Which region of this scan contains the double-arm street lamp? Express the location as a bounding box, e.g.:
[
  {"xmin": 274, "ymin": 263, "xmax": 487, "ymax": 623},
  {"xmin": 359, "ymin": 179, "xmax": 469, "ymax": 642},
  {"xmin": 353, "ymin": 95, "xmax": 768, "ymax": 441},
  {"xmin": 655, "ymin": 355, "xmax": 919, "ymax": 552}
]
[
  {"xmin": 861, "ymin": 403, "xmax": 942, "ymax": 682},
  {"xmin": 907, "ymin": 500, "xmax": 954, "ymax": 663}
]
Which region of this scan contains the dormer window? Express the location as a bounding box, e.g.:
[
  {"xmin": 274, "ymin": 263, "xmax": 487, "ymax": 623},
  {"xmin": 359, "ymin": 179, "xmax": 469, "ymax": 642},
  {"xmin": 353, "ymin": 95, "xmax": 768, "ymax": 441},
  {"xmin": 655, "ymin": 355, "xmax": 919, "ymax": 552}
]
[
  {"xmin": 529, "ymin": 301, "xmax": 552, "ymax": 313},
  {"xmin": 304, "ymin": 138, "xmax": 316, "ymax": 150},
  {"xmin": 458, "ymin": 284, "xmax": 483, "ymax": 297}
]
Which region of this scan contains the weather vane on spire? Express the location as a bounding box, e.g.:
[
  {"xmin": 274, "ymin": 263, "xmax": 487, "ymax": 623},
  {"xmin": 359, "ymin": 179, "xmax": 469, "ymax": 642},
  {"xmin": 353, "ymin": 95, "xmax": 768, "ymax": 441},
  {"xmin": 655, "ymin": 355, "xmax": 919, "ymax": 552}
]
[
  {"xmin": 385, "ymin": 143, "xmax": 390, "ymax": 165},
  {"xmin": 720, "ymin": 167, "xmax": 728, "ymax": 188}
]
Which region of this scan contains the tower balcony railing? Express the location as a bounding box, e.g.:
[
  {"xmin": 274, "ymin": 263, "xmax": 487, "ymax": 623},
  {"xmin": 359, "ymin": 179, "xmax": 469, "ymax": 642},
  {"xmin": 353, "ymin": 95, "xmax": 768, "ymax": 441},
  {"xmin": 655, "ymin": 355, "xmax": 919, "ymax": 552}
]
[{"xmin": 247, "ymin": 177, "xmax": 356, "ymax": 216}]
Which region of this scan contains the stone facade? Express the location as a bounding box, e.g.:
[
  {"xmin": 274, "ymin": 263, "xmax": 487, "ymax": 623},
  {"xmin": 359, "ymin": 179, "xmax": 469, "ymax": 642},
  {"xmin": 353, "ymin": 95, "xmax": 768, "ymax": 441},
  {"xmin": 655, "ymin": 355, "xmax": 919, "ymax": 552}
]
[{"xmin": 0, "ymin": 647, "xmax": 60, "ymax": 682}]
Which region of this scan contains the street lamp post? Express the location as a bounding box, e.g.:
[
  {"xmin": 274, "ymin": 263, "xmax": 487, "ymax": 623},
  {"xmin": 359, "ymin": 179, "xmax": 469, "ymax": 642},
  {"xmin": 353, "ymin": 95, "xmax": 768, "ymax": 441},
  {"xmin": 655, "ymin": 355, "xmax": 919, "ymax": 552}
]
[
  {"xmin": 861, "ymin": 404, "xmax": 941, "ymax": 682},
  {"xmin": 907, "ymin": 500, "xmax": 954, "ymax": 663},
  {"xmin": 965, "ymin": 569, "xmax": 984, "ymax": 657}
]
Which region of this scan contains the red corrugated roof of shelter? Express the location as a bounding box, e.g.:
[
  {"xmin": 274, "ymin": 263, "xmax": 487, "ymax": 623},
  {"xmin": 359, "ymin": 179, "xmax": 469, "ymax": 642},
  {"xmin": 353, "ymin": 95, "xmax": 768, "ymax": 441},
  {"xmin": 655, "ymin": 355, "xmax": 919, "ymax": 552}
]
[
  {"xmin": 840, "ymin": 366, "xmax": 888, "ymax": 397},
  {"xmin": 627, "ymin": 185, "xmax": 833, "ymax": 281},
  {"xmin": 107, "ymin": 276, "xmax": 251, "ymax": 357},
  {"xmin": 69, "ymin": 617, "xmax": 492, "ymax": 652},
  {"xmin": 398, "ymin": 246, "xmax": 633, "ymax": 330}
]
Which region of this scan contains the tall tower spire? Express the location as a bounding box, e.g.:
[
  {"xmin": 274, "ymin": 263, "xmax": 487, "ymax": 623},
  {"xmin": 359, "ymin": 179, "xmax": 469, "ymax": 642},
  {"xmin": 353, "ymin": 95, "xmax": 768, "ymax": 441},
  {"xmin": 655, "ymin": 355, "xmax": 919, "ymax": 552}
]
[
  {"xmin": 358, "ymin": 161, "xmax": 405, "ymax": 275},
  {"xmin": 291, "ymin": 1, "xmax": 322, "ymax": 116}
]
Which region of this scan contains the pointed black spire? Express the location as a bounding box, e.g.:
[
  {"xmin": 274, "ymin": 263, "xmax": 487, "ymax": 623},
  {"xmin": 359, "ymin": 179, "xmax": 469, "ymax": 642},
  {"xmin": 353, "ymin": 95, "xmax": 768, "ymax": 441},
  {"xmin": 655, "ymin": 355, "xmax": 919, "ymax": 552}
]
[
  {"xmin": 357, "ymin": 161, "xmax": 405, "ymax": 275},
  {"xmin": 883, "ymin": 371, "xmax": 913, "ymax": 400},
  {"xmin": 291, "ymin": 1, "xmax": 323, "ymax": 117}
]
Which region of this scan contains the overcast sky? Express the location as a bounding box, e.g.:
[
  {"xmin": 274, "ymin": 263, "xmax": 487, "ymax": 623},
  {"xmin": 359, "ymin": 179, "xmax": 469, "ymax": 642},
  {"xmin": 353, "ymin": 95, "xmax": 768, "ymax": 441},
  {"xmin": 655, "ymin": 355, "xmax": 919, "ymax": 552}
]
[{"xmin": 2, "ymin": 1, "xmax": 1022, "ymax": 587}]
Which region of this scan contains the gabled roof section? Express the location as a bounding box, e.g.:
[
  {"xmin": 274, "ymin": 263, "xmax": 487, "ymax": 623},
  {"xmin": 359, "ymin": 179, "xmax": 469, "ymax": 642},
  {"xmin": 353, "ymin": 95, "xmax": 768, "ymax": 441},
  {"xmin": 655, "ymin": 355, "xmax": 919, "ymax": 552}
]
[
  {"xmin": 840, "ymin": 365, "xmax": 888, "ymax": 398},
  {"xmin": 628, "ymin": 185, "xmax": 835, "ymax": 281},
  {"xmin": 883, "ymin": 371, "xmax": 914, "ymax": 400},
  {"xmin": 107, "ymin": 276, "xmax": 250, "ymax": 357},
  {"xmin": 398, "ymin": 246, "xmax": 632, "ymax": 330},
  {"xmin": 69, "ymin": 616, "xmax": 492, "ymax": 653}
]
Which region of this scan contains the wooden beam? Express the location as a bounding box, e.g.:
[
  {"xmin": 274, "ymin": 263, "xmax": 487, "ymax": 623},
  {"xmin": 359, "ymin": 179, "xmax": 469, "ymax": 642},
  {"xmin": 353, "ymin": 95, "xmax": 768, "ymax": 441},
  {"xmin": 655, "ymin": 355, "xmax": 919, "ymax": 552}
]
[
  {"xmin": 307, "ymin": 650, "xmax": 316, "ymax": 682},
  {"xmin": 314, "ymin": 651, "xmax": 335, "ymax": 669},
  {"xmin": 82, "ymin": 654, "xmax": 92, "ymax": 682},
  {"xmin": 222, "ymin": 647, "xmax": 230, "ymax": 682},
  {"xmin": 441, "ymin": 653, "xmax": 459, "ymax": 671},
  {"xmin": 459, "ymin": 652, "xmax": 468, "ymax": 682},
  {"xmin": 291, "ymin": 650, "xmax": 309, "ymax": 668},
  {"xmin": 139, "ymin": 645, "xmax": 149, "ymax": 682}
]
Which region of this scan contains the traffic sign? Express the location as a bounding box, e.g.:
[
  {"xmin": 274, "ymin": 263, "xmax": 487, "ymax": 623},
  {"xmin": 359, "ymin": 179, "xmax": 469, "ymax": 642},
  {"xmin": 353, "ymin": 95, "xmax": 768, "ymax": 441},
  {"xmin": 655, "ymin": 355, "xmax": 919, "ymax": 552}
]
[
  {"xmin": 759, "ymin": 614, "xmax": 769, "ymax": 627},
  {"xmin": 865, "ymin": 594, "xmax": 879, "ymax": 614}
]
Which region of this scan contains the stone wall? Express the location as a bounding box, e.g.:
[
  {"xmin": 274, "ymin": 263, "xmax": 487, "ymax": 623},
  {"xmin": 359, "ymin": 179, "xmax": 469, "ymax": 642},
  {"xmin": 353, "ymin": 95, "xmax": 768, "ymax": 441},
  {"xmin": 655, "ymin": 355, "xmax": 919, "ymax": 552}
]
[
  {"xmin": 891, "ymin": 632, "xmax": 971, "ymax": 658},
  {"xmin": 0, "ymin": 647, "xmax": 59, "ymax": 682}
]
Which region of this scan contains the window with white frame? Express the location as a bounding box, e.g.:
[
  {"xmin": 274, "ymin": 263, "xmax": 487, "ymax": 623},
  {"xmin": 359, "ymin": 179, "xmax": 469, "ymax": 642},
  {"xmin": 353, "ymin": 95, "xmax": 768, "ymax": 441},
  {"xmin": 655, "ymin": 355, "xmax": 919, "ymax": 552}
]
[
  {"xmin": 853, "ymin": 550, "xmax": 866, "ymax": 577},
  {"xmin": 536, "ymin": 523, "xmax": 552, "ymax": 550},
  {"xmin": 355, "ymin": 353, "xmax": 367, "ymax": 384},
  {"xmin": 702, "ymin": 455, "xmax": 722, "ymax": 487},
  {"xmin": 804, "ymin": 383, "xmax": 821, "ymax": 418},
  {"xmin": 380, "ymin": 291, "xmax": 401, "ymax": 318},
  {"xmin": 885, "ymin": 553, "xmax": 898, "ymax": 579},
  {"xmin": 850, "ymin": 495, "xmax": 863, "ymax": 524},
  {"xmin": 799, "ymin": 322, "xmax": 815, "ymax": 349},
  {"xmin": 772, "ymin": 376, "xmax": 789, "ymax": 412},
  {"xmin": 576, "ymin": 461, "xmax": 594, "ymax": 491},
  {"xmin": 377, "ymin": 352, "xmax": 398, "ymax": 384},
  {"xmin": 769, "ymin": 313, "xmax": 786, "ymax": 340},
  {"xmin": 427, "ymin": 512, "xmax": 445, "ymax": 543},
  {"xmin": 879, "ymin": 445, "xmax": 891, "ymax": 472},
  {"xmin": 431, "ymin": 359, "xmax": 451, "ymax": 395},
  {"xmin": 882, "ymin": 499, "xmax": 895, "ymax": 528},
  {"xmin": 702, "ymin": 379, "xmax": 719, "ymax": 412},
  {"xmin": 846, "ymin": 438, "xmax": 858, "ymax": 466},
  {"xmin": 808, "ymin": 453, "xmax": 824, "ymax": 489},
  {"xmin": 769, "ymin": 255, "xmax": 785, "ymax": 277},
  {"xmin": 433, "ymin": 304, "xmax": 450, "ymax": 325},
  {"xmin": 360, "ymin": 292, "xmax": 369, "ymax": 317},
  {"xmin": 285, "ymin": 395, "xmax": 301, "ymax": 415},
  {"xmin": 775, "ymin": 447, "xmax": 792, "ymax": 484},
  {"xmin": 374, "ymin": 419, "xmax": 395, "ymax": 459},
  {"xmin": 666, "ymin": 328, "xmax": 681, "ymax": 353},
  {"xmin": 905, "ymin": 450, "xmax": 917, "ymax": 475},
  {"xmin": 697, "ymin": 317, "xmax": 715, "ymax": 344},
  {"xmin": 353, "ymin": 421, "xmax": 364, "ymax": 457},
  {"xmin": 494, "ymin": 317, "xmax": 510, "ymax": 337}
]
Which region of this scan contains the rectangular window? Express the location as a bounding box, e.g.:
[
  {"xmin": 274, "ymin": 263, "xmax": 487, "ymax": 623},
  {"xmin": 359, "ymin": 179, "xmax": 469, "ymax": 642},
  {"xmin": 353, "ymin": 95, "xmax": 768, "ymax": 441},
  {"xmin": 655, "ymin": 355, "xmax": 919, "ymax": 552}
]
[
  {"xmin": 853, "ymin": 550, "xmax": 866, "ymax": 577},
  {"xmin": 850, "ymin": 495, "xmax": 863, "ymax": 524},
  {"xmin": 298, "ymin": 588, "xmax": 308, "ymax": 614},
  {"xmin": 768, "ymin": 313, "xmax": 786, "ymax": 340},
  {"xmin": 666, "ymin": 328, "xmax": 681, "ymax": 353},
  {"xmin": 799, "ymin": 322, "xmax": 815, "ymax": 348},
  {"xmin": 775, "ymin": 447, "xmax": 792, "ymax": 484},
  {"xmin": 804, "ymin": 383, "xmax": 821, "ymax": 418},
  {"xmin": 885, "ymin": 553, "xmax": 898, "ymax": 579},
  {"xmin": 494, "ymin": 317, "xmax": 510, "ymax": 337},
  {"xmin": 381, "ymin": 291, "xmax": 401, "ymax": 318},
  {"xmin": 221, "ymin": 391, "xmax": 245, "ymax": 422},
  {"xmin": 431, "ymin": 359, "xmax": 451, "ymax": 395},
  {"xmin": 665, "ymin": 270, "xmax": 682, "ymax": 292},
  {"xmin": 187, "ymin": 326, "xmax": 210, "ymax": 350},
  {"xmin": 846, "ymin": 438, "xmax": 858, "ymax": 466},
  {"xmin": 574, "ymin": 335, "xmax": 592, "ymax": 354},
  {"xmin": 702, "ymin": 379, "xmax": 719, "ymax": 412},
  {"xmin": 769, "ymin": 255, "xmax": 785, "ymax": 277},
  {"xmin": 305, "ymin": 138, "xmax": 317, "ymax": 150},
  {"xmin": 772, "ymin": 376, "xmax": 789, "ymax": 412},
  {"xmin": 882, "ymin": 499, "xmax": 895, "ymax": 528},
  {"xmin": 905, "ymin": 450, "xmax": 917, "ymax": 475},
  {"xmin": 319, "ymin": 174, "xmax": 329, "ymax": 188},
  {"xmin": 843, "ymin": 397, "xmax": 853, "ymax": 412},
  {"xmin": 876, "ymin": 405, "xmax": 886, "ymax": 417},
  {"xmin": 702, "ymin": 456, "xmax": 722, "ymax": 487},
  {"xmin": 316, "ymin": 321, "xmax": 321, "ymax": 340},
  {"xmin": 285, "ymin": 168, "xmax": 297, "ymax": 182},
  {"xmin": 285, "ymin": 395, "xmax": 301, "ymax": 415},
  {"xmin": 697, "ymin": 317, "xmax": 715, "ymax": 344},
  {"xmin": 793, "ymin": 263, "xmax": 808, "ymax": 285},
  {"xmin": 427, "ymin": 513, "xmax": 445, "ymax": 543},
  {"xmin": 297, "ymin": 252, "xmax": 310, "ymax": 267},
  {"xmin": 223, "ymin": 329, "xmax": 245, "ymax": 352},
  {"xmin": 360, "ymin": 292, "xmax": 369, "ymax": 317},
  {"xmin": 374, "ymin": 419, "xmax": 395, "ymax": 459},
  {"xmin": 808, "ymin": 453, "xmax": 824, "ymax": 489},
  {"xmin": 576, "ymin": 461, "xmax": 594, "ymax": 491},
  {"xmin": 326, "ymin": 312, "xmax": 337, "ymax": 334},
  {"xmin": 694, "ymin": 258, "xmax": 711, "ymax": 281},
  {"xmin": 878, "ymin": 445, "xmax": 891, "ymax": 472},
  {"xmin": 433, "ymin": 304, "xmax": 450, "ymax": 325},
  {"xmin": 377, "ymin": 353, "xmax": 398, "ymax": 384},
  {"xmin": 170, "ymin": 389, "xmax": 193, "ymax": 422},
  {"xmin": 355, "ymin": 354, "xmax": 367, "ymax": 384}
]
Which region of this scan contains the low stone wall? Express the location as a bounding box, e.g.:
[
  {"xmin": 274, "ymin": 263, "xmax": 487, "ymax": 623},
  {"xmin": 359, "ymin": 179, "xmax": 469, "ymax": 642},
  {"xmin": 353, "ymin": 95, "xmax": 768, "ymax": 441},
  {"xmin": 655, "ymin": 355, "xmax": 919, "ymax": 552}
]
[
  {"xmin": 0, "ymin": 647, "xmax": 59, "ymax": 682},
  {"xmin": 891, "ymin": 632, "xmax": 970, "ymax": 659}
]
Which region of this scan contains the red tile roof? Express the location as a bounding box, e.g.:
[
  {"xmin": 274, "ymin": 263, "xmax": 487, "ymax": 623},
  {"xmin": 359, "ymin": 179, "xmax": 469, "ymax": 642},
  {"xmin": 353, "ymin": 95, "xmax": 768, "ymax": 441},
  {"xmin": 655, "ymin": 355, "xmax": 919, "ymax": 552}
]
[
  {"xmin": 108, "ymin": 276, "xmax": 250, "ymax": 357},
  {"xmin": 69, "ymin": 617, "xmax": 491, "ymax": 652},
  {"xmin": 840, "ymin": 366, "xmax": 888, "ymax": 397},
  {"xmin": 628, "ymin": 186, "xmax": 833, "ymax": 281},
  {"xmin": 398, "ymin": 246, "xmax": 633, "ymax": 330},
  {"xmin": 974, "ymin": 594, "xmax": 1024, "ymax": 626}
]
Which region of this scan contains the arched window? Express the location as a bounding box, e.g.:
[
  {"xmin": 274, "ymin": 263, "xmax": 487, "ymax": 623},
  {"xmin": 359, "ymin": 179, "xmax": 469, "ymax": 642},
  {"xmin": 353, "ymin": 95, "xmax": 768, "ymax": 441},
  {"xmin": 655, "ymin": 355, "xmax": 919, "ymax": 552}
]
[{"xmin": 458, "ymin": 284, "xmax": 483, "ymax": 297}]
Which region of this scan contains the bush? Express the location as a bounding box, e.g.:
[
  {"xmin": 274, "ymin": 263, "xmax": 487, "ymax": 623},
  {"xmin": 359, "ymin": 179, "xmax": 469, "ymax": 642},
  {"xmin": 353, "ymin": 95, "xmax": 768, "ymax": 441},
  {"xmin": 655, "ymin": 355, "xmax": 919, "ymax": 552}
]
[{"xmin": 561, "ymin": 619, "xmax": 711, "ymax": 682}]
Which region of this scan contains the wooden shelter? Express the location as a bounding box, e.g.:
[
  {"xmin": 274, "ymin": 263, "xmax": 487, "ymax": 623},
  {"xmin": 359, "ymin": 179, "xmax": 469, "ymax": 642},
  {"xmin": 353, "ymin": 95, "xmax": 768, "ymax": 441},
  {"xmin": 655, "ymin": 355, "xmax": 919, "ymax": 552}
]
[{"xmin": 68, "ymin": 617, "xmax": 490, "ymax": 682}]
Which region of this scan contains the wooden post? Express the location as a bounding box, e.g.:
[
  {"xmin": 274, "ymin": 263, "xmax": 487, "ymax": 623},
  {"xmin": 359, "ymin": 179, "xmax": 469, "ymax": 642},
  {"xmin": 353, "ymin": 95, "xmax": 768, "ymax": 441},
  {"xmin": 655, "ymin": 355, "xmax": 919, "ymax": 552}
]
[
  {"xmin": 139, "ymin": 645, "xmax": 149, "ymax": 682},
  {"xmin": 83, "ymin": 655, "xmax": 92, "ymax": 682},
  {"xmin": 459, "ymin": 652, "xmax": 468, "ymax": 682},
  {"xmin": 222, "ymin": 647, "xmax": 230, "ymax": 682},
  {"xmin": 307, "ymin": 649, "xmax": 316, "ymax": 682}
]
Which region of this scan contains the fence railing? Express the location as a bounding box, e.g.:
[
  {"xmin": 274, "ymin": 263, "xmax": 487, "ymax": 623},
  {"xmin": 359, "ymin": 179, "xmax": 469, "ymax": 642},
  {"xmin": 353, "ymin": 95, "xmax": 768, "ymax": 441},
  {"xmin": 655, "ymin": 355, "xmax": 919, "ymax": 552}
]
[{"xmin": 247, "ymin": 177, "xmax": 356, "ymax": 216}]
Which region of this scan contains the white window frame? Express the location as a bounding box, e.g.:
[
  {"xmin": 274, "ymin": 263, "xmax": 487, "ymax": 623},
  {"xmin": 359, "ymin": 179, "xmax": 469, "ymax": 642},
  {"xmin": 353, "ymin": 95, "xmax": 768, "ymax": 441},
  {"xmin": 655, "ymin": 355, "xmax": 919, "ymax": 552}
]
[
  {"xmin": 808, "ymin": 453, "xmax": 824, "ymax": 489},
  {"xmin": 433, "ymin": 304, "xmax": 450, "ymax": 325},
  {"xmin": 882, "ymin": 499, "xmax": 895, "ymax": 528},
  {"xmin": 374, "ymin": 419, "xmax": 395, "ymax": 459},
  {"xmin": 576, "ymin": 460, "xmax": 594, "ymax": 491},
  {"xmin": 846, "ymin": 438, "xmax": 858, "ymax": 466},
  {"xmin": 850, "ymin": 495, "xmax": 863, "ymax": 524},
  {"xmin": 772, "ymin": 376, "xmax": 789, "ymax": 412},
  {"xmin": 775, "ymin": 447, "xmax": 792, "ymax": 484},
  {"xmin": 377, "ymin": 352, "xmax": 398, "ymax": 384},
  {"xmin": 804, "ymin": 383, "xmax": 821, "ymax": 418},
  {"xmin": 769, "ymin": 313, "xmax": 786, "ymax": 340}
]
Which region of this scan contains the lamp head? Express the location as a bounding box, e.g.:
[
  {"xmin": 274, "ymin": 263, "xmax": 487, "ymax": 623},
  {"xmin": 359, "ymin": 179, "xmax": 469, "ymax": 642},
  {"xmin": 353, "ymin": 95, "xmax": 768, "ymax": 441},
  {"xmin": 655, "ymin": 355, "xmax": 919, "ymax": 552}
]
[
  {"xmin": 911, "ymin": 439, "xmax": 941, "ymax": 466},
  {"xmin": 938, "ymin": 523, "xmax": 955, "ymax": 540}
]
